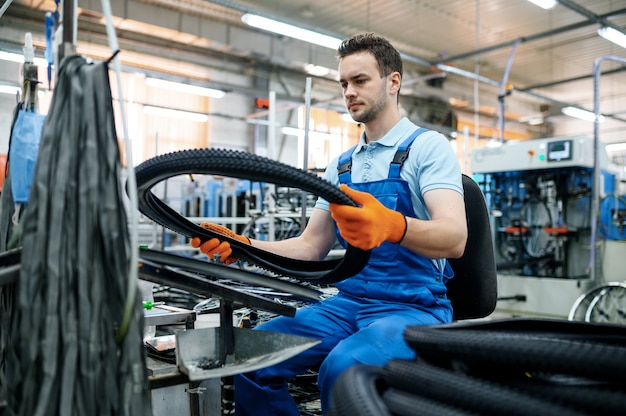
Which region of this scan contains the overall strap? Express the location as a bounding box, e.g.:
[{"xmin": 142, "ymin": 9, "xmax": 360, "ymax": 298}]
[
  {"xmin": 388, "ymin": 127, "xmax": 429, "ymax": 178},
  {"xmin": 337, "ymin": 144, "xmax": 358, "ymax": 184}
]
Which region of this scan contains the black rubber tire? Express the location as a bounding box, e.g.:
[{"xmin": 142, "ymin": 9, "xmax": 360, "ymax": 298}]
[
  {"xmin": 502, "ymin": 377, "xmax": 626, "ymax": 416},
  {"xmin": 402, "ymin": 319, "xmax": 626, "ymax": 384},
  {"xmin": 327, "ymin": 365, "xmax": 392, "ymax": 416},
  {"xmin": 131, "ymin": 148, "xmax": 370, "ymax": 283},
  {"xmin": 383, "ymin": 359, "xmax": 589, "ymax": 416},
  {"xmin": 138, "ymin": 247, "xmax": 323, "ymax": 303},
  {"xmin": 382, "ymin": 388, "xmax": 478, "ymax": 416}
]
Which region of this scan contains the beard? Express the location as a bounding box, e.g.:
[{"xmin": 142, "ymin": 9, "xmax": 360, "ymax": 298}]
[{"xmin": 350, "ymin": 83, "xmax": 388, "ymax": 124}]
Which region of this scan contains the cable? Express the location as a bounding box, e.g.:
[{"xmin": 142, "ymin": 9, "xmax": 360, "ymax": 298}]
[
  {"xmin": 100, "ymin": 0, "xmax": 140, "ymax": 344},
  {"xmin": 0, "ymin": 0, "xmax": 14, "ymax": 19}
]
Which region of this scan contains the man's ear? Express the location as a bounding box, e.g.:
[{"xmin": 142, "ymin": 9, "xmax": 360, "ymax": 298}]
[{"xmin": 389, "ymin": 71, "xmax": 402, "ymax": 95}]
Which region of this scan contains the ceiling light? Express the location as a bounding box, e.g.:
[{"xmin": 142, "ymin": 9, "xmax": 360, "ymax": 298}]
[
  {"xmin": 0, "ymin": 84, "xmax": 20, "ymax": 95},
  {"xmin": 145, "ymin": 77, "xmax": 225, "ymax": 98},
  {"xmin": 143, "ymin": 105, "xmax": 209, "ymax": 122},
  {"xmin": 561, "ymin": 106, "xmax": 605, "ymax": 123},
  {"xmin": 526, "ymin": 0, "xmax": 558, "ymax": 10},
  {"xmin": 281, "ymin": 127, "xmax": 331, "ymax": 140},
  {"xmin": 606, "ymin": 142, "xmax": 626, "ymax": 152},
  {"xmin": 341, "ymin": 113, "xmax": 356, "ymax": 123},
  {"xmin": 486, "ymin": 139, "xmax": 503, "ymax": 148},
  {"xmin": 0, "ymin": 50, "xmax": 48, "ymax": 67},
  {"xmin": 241, "ymin": 13, "xmax": 342, "ymax": 50},
  {"xmin": 304, "ymin": 64, "xmax": 331, "ymax": 77},
  {"xmin": 597, "ymin": 26, "xmax": 626, "ymax": 49}
]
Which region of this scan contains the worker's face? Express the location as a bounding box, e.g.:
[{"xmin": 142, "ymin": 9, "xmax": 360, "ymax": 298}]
[{"xmin": 338, "ymin": 52, "xmax": 397, "ymax": 124}]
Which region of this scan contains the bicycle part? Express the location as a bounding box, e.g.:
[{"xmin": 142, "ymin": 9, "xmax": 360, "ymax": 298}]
[
  {"xmin": 403, "ymin": 318, "xmax": 626, "ymax": 384},
  {"xmin": 568, "ymin": 281, "xmax": 626, "ymax": 322},
  {"xmin": 520, "ymin": 199, "xmax": 553, "ymax": 258},
  {"xmin": 584, "ymin": 282, "xmax": 626, "ymax": 324},
  {"xmin": 138, "ymin": 247, "xmax": 322, "ymax": 303},
  {"xmin": 132, "ymin": 148, "xmax": 370, "ymax": 283}
]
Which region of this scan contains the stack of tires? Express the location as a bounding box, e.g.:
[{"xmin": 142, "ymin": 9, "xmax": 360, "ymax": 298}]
[{"xmin": 329, "ymin": 318, "xmax": 626, "ymax": 416}]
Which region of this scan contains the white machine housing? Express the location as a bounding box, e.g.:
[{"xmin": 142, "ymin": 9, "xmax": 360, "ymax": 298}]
[
  {"xmin": 471, "ymin": 135, "xmax": 603, "ymax": 173},
  {"xmin": 471, "ymin": 135, "xmax": 610, "ymax": 320}
]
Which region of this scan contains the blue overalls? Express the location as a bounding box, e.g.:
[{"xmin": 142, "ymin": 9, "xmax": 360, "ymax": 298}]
[{"xmin": 234, "ymin": 128, "xmax": 454, "ymax": 415}]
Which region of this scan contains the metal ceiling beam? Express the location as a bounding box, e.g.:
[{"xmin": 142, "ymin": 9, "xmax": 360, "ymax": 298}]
[
  {"xmin": 199, "ymin": 1, "xmax": 626, "ymax": 125},
  {"xmin": 519, "ymin": 67, "xmax": 626, "ymax": 91},
  {"xmin": 441, "ymin": 6, "xmax": 626, "ymax": 64},
  {"xmin": 441, "ymin": 21, "xmax": 589, "ymax": 64}
]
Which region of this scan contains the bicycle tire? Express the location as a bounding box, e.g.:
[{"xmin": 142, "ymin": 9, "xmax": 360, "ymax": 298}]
[
  {"xmin": 132, "ymin": 148, "xmax": 370, "ymax": 283},
  {"xmin": 403, "ymin": 319, "xmax": 626, "ymax": 383},
  {"xmin": 569, "ymin": 282, "xmax": 626, "ymax": 322},
  {"xmin": 584, "ymin": 282, "xmax": 626, "ymax": 324},
  {"xmin": 520, "ymin": 199, "xmax": 553, "ymax": 258},
  {"xmin": 382, "ymin": 388, "xmax": 476, "ymax": 416},
  {"xmin": 502, "ymin": 377, "xmax": 626, "ymax": 415},
  {"xmin": 384, "ymin": 359, "xmax": 588, "ymax": 416},
  {"xmin": 327, "ymin": 365, "xmax": 391, "ymax": 416}
]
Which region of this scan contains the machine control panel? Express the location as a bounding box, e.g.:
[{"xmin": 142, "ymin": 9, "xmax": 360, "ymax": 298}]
[
  {"xmin": 471, "ymin": 136, "xmax": 600, "ymax": 173},
  {"xmin": 546, "ymin": 140, "xmax": 572, "ymax": 162}
]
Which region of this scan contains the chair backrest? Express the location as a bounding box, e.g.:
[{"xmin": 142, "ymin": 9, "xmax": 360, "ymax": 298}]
[{"xmin": 446, "ymin": 174, "xmax": 498, "ymax": 320}]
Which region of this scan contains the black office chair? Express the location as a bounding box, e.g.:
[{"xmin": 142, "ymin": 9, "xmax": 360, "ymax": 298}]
[
  {"xmin": 328, "ymin": 177, "xmax": 626, "ymax": 416},
  {"xmin": 447, "ymin": 173, "xmax": 498, "ymax": 320}
]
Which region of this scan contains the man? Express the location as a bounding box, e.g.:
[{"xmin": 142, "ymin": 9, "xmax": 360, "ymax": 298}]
[{"xmin": 191, "ymin": 32, "xmax": 467, "ymax": 415}]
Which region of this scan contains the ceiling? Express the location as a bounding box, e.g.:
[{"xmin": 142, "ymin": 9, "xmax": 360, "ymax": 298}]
[
  {"xmin": 3, "ymin": 0, "xmax": 626, "ymax": 143},
  {"xmin": 207, "ymin": 0, "xmax": 626, "ymax": 125}
]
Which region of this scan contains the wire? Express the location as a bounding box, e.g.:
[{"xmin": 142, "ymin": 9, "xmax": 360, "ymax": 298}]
[
  {"xmin": 0, "ymin": 0, "xmax": 14, "ymax": 19},
  {"xmin": 100, "ymin": 0, "xmax": 140, "ymax": 343}
]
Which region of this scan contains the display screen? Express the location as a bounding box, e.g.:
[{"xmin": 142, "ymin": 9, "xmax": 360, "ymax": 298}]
[{"xmin": 547, "ymin": 140, "xmax": 572, "ymax": 162}]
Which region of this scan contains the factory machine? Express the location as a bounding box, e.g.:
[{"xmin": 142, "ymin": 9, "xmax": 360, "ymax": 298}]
[{"xmin": 471, "ymin": 136, "xmax": 609, "ymax": 318}]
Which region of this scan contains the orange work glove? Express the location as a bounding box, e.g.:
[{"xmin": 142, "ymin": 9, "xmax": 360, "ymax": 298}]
[
  {"xmin": 329, "ymin": 184, "xmax": 407, "ymax": 251},
  {"xmin": 190, "ymin": 222, "xmax": 250, "ymax": 265}
]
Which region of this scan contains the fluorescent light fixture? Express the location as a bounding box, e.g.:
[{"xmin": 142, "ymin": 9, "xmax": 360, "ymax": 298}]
[
  {"xmin": 486, "ymin": 139, "xmax": 503, "ymax": 148},
  {"xmin": 145, "ymin": 77, "xmax": 225, "ymax": 98},
  {"xmin": 0, "ymin": 51, "xmax": 48, "ymax": 67},
  {"xmin": 561, "ymin": 106, "xmax": 605, "ymax": 123},
  {"xmin": 143, "ymin": 105, "xmax": 209, "ymax": 122},
  {"xmin": 241, "ymin": 13, "xmax": 342, "ymax": 50},
  {"xmin": 526, "ymin": 0, "xmax": 558, "ymax": 10},
  {"xmin": 597, "ymin": 26, "xmax": 626, "ymax": 49},
  {"xmin": 304, "ymin": 64, "xmax": 331, "ymax": 77},
  {"xmin": 341, "ymin": 113, "xmax": 356, "ymax": 123},
  {"xmin": 281, "ymin": 127, "xmax": 332, "ymax": 140},
  {"xmin": 606, "ymin": 142, "xmax": 626, "ymax": 152},
  {"xmin": 0, "ymin": 85, "xmax": 20, "ymax": 95}
]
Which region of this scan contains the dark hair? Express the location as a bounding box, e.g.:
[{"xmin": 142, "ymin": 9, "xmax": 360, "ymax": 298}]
[{"xmin": 337, "ymin": 33, "xmax": 403, "ymax": 79}]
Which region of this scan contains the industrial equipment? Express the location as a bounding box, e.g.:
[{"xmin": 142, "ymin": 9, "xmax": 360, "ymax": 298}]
[{"xmin": 472, "ymin": 136, "xmax": 610, "ymax": 318}]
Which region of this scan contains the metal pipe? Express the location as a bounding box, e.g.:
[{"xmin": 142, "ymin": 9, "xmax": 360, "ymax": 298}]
[
  {"xmin": 267, "ymin": 90, "xmax": 276, "ymax": 241},
  {"xmin": 0, "ymin": 0, "xmax": 14, "ymax": 19},
  {"xmin": 442, "ymin": 6, "xmax": 626, "ymax": 64},
  {"xmin": 497, "ymin": 39, "xmax": 521, "ymax": 142},
  {"xmin": 301, "ymin": 77, "xmax": 313, "ymax": 229},
  {"xmin": 590, "ymin": 55, "xmax": 626, "ymax": 282}
]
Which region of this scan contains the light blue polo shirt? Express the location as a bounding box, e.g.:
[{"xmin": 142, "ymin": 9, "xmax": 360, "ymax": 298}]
[{"xmin": 315, "ymin": 117, "xmax": 463, "ymax": 221}]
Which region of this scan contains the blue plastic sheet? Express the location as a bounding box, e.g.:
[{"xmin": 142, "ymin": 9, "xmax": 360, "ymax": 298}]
[
  {"xmin": 599, "ymin": 194, "xmax": 626, "ymax": 241},
  {"xmin": 8, "ymin": 110, "xmax": 45, "ymax": 203}
]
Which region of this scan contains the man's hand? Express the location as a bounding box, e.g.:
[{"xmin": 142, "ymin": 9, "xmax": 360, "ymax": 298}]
[
  {"xmin": 329, "ymin": 184, "xmax": 407, "ymax": 251},
  {"xmin": 190, "ymin": 222, "xmax": 250, "ymax": 265}
]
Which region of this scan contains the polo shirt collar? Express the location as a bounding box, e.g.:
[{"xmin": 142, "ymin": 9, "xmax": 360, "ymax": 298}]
[{"xmin": 355, "ymin": 117, "xmax": 416, "ymax": 153}]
